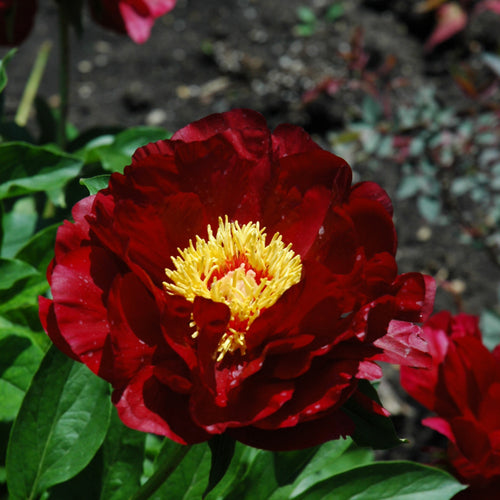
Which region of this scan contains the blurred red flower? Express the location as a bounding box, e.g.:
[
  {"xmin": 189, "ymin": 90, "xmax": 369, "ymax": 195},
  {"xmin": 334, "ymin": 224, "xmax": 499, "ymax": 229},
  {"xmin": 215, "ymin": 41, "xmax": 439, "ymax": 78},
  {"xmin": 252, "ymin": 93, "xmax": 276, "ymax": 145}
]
[
  {"xmin": 401, "ymin": 311, "xmax": 500, "ymax": 498},
  {"xmin": 0, "ymin": 0, "xmax": 37, "ymax": 46},
  {"xmin": 89, "ymin": 0, "xmax": 176, "ymax": 43},
  {"xmin": 40, "ymin": 109, "xmax": 434, "ymax": 450}
]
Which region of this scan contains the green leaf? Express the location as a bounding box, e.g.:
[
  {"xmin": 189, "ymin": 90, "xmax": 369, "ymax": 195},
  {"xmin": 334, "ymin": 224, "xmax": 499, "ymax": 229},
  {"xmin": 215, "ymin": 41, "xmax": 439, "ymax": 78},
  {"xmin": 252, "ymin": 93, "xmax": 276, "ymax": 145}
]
[
  {"xmin": 0, "ymin": 48, "xmax": 16, "ymax": 94},
  {"xmin": 80, "ymin": 175, "xmax": 111, "ymax": 195},
  {"xmin": 15, "ymin": 223, "xmax": 59, "ymax": 272},
  {"xmin": 296, "ymin": 6, "xmax": 316, "ymax": 24},
  {"xmin": 0, "ymin": 201, "xmax": 3, "ymax": 251},
  {"xmin": 273, "ymin": 446, "xmax": 319, "ymax": 487},
  {"xmin": 480, "ymin": 309, "xmax": 500, "ymax": 351},
  {"xmin": 86, "ymin": 127, "xmax": 168, "ymax": 173},
  {"xmin": 342, "ymin": 380, "xmax": 402, "ymax": 449},
  {"xmin": 417, "ymin": 196, "xmax": 441, "ymax": 223},
  {"xmin": 204, "ymin": 434, "xmax": 236, "ymax": 497},
  {"xmin": 206, "ymin": 444, "xmax": 276, "ymax": 500},
  {"xmin": 269, "ymin": 439, "xmax": 373, "ymax": 500},
  {"xmin": 151, "ymin": 441, "xmax": 211, "ymax": 500},
  {"xmin": 326, "ymin": 3, "xmax": 344, "ymax": 21},
  {"xmin": 290, "ymin": 461, "xmax": 466, "ymax": 500},
  {"xmin": 0, "ymin": 258, "xmax": 39, "ymax": 290},
  {"xmin": 483, "ymin": 52, "xmax": 500, "ymax": 79},
  {"xmin": 6, "ymin": 346, "xmax": 111, "ymax": 499},
  {"xmin": 100, "ymin": 410, "xmax": 145, "ymax": 500},
  {"xmin": 0, "ymin": 142, "xmax": 83, "ymax": 201},
  {"xmin": 0, "ymin": 334, "xmax": 43, "ymax": 421},
  {"xmin": 1, "ymin": 197, "xmax": 37, "ymax": 258},
  {"xmin": 45, "ymin": 449, "xmax": 103, "ymax": 500},
  {"xmin": 362, "ymin": 95, "xmax": 383, "ymax": 125}
]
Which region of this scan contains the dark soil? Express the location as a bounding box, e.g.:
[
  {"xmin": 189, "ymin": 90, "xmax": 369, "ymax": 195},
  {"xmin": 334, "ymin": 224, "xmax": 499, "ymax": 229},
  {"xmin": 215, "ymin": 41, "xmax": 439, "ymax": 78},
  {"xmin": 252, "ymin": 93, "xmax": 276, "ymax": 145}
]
[{"xmin": 3, "ymin": 0, "xmax": 500, "ymax": 461}]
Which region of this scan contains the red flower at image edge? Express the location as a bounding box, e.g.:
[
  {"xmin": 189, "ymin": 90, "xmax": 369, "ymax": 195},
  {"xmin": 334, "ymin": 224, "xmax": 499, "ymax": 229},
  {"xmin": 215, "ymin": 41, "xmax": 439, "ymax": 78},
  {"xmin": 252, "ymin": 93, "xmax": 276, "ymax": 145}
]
[
  {"xmin": 40, "ymin": 109, "xmax": 435, "ymax": 451},
  {"xmin": 89, "ymin": 0, "xmax": 176, "ymax": 43},
  {"xmin": 0, "ymin": 0, "xmax": 37, "ymax": 46},
  {"xmin": 401, "ymin": 312, "xmax": 500, "ymax": 498}
]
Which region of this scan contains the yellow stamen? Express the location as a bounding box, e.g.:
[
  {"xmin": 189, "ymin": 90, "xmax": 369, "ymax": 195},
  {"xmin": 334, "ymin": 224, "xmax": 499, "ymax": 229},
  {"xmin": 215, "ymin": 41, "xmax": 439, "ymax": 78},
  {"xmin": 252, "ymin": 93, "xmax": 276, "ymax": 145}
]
[{"xmin": 163, "ymin": 217, "xmax": 302, "ymax": 361}]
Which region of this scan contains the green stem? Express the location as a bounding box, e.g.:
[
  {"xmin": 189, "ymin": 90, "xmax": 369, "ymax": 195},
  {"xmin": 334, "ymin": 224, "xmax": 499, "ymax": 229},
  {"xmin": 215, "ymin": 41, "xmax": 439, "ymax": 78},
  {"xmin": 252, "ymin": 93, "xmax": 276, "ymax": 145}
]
[
  {"xmin": 130, "ymin": 445, "xmax": 191, "ymax": 500},
  {"xmin": 15, "ymin": 41, "xmax": 52, "ymax": 127},
  {"xmin": 57, "ymin": 2, "xmax": 70, "ymax": 149}
]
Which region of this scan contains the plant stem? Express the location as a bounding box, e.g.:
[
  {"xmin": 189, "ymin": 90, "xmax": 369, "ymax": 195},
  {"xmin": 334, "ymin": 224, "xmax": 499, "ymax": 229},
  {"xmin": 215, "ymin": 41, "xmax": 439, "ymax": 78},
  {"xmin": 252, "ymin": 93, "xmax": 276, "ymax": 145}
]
[
  {"xmin": 15, "ymin": 41, "xmax": 52, "ymax": 127},
  {"xmin": 130, "ymin": 444, "xmax": 191, "ymax": 500},
  {"xmin": 57, "ymin": 2, "xmax": 70, "ymax": 149}
]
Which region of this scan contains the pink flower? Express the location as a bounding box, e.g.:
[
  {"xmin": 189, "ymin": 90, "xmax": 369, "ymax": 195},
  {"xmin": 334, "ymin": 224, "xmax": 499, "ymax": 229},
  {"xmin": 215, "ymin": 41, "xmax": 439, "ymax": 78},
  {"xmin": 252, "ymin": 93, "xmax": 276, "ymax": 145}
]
[
  {"xmin": 401, "ymin": 312, "xmax": 500, "ymax": 496},
  {"xmin": 89, "ymin": 0, "xmax": 176, "ymax": 43}
]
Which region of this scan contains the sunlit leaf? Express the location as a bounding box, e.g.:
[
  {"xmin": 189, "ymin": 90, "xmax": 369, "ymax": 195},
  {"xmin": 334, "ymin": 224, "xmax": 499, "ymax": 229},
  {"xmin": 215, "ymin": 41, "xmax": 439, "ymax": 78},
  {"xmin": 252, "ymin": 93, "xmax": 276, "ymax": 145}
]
[{"xmin": 6, "ymin": 346, "xmax": 111, "ymax": 499}]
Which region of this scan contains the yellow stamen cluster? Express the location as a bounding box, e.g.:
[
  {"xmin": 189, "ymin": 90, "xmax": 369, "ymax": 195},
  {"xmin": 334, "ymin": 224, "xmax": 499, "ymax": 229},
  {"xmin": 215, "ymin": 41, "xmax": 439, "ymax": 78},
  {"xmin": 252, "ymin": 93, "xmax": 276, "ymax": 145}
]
[{"xmin": 163, "ymin": 217, "xmax": 302, "ymax": 361}]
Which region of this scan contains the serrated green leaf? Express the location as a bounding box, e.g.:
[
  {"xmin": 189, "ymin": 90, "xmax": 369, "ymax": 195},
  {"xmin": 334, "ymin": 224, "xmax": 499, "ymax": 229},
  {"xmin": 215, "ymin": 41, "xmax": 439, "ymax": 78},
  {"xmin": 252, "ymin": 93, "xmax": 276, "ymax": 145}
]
[
  {"xmin": 80, "ymin": 175, "xmax": 110, "ymax": 195},
  {"xmin": 100, "ymin": 410, "xmax": 145, "ymax": 500},
  {"xmin": 0, "ymin": 258, "xmax": 39, "ymax": 290},
  {"xmin": 6, "ymin": 346, "xmax": 111, "ymax": 499},
  {"xmin": 0, "ymin": 142, "xmax": 83, "ymax": 201},
  {"xmin": 342, "ymin": 380, "xmax": 402, "ymax": 449},
  {"xmin": 291, "ymin": 461, "xmax": 466, "ymax": 500}
]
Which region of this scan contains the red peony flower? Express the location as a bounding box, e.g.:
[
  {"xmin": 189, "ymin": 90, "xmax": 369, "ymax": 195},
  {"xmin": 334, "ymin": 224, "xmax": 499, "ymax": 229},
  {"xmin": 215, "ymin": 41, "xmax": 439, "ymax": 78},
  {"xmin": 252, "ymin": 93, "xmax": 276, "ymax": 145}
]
[
  {"xmin": 0, "ymin": 0, "xmax": 37, "ymax": 46},
  {"xmin": 401, "ymin": 312, "xmax": 500, "ymax": 497},
  {"xmin": 40, "ymin": 109, "xmax": 435, "ymax": 451},
  {"xmin": 88, "ymin": 0, "xmax": 176, "ymax": 43}
]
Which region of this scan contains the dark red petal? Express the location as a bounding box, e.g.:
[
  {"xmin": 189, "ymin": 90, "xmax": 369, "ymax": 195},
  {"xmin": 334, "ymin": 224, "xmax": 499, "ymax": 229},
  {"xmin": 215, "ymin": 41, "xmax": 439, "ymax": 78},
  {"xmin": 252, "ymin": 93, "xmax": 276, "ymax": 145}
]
[
  {"xmin": 38, "ymin": 297, "xmax": 80, "ymax": 362},
  {"xmin": 346, "ymin": 197, "xmax": 397, "ymax": 258},
  {"xmin": 272, "ymin": 123, "xmax": 322, "ymax": 157},
  {"xmin": 190, "ymin": 378, "xmax": 294, "ymax": 433},
  {"xmin": 113, "ymin": 365, "xmax": 209, "ymax": 444},
  {"xmin": 393, "ymin": 273, "xmax": 435, "ymax": 323},
  {"xmin": 98, "ymin": 272, "xmax": 159, "ymax": 386},
  {"xmin": 229, "ymin": 409, "xmax": 354, "ymax": 451},
  {"xmin": 450, "ymin": 417, "xmax": 491, "ymax": 465},
  {"xmin": 54, "ymin": 196, "xmax": 95, "ymax": 262},
  {"xmin": 172, "ymin": 108, "xmax": 268, "ymax": 144},
  {"xmin": 50, "ymin": 245, "xmax": 122, "ymax": 374},
  {"xmin": 350, "ymin": 181, "xmax": 394, "ymax": 216},
  {"xmin": 254, "ymin": 359, "xmax": 358, "ymax": 429}
]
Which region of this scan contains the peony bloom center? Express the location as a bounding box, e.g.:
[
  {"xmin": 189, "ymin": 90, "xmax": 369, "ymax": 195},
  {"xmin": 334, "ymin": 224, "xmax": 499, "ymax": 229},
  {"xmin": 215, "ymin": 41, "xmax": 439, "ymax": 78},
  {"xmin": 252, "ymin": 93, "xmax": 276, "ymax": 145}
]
[{"xmin": 163, "ymin": 217, "xmax": 302, "ymax": 360}]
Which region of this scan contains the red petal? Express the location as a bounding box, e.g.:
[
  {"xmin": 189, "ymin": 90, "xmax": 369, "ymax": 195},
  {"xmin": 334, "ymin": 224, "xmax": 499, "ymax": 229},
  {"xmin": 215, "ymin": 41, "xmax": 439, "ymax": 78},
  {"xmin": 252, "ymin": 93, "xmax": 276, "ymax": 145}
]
[
  {"xmin": 350, "ymin": 181, "xmax": 393, "ymax": 216},
  {"xmin": 346, "ymin": 197, "xmax": 397, "ymax": 258},
  {"xmin": 229, "ymin": 409, "xmax": 354, "ymax": 451},
  {"xmin": 113, "ymin": 365, "xmax": 209, "ymax": 443},
  {"xmin": 374, "ymin": 320, "xmax": 431, "ymax": 368}
]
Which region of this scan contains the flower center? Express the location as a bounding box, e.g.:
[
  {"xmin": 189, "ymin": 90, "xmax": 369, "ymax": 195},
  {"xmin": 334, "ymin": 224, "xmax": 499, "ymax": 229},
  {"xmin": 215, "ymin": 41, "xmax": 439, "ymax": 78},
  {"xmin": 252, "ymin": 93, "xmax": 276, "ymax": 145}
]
[{"xmin": 163, "ymin": 217, "xmax": 302, "ymax": 361}]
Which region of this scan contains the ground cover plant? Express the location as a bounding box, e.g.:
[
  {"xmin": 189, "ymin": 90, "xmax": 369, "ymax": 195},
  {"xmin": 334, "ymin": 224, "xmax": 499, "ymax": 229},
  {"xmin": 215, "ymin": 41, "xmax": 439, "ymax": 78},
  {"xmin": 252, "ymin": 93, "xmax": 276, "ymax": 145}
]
[{"xmin": 1, "ymin": 1, "xmax": 499, "ymax": 499}]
